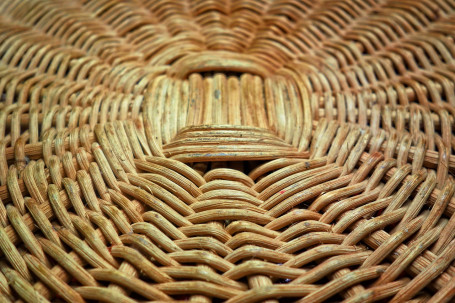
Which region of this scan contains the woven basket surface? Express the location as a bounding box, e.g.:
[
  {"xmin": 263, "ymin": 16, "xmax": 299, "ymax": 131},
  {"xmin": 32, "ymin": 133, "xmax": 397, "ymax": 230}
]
[{"xmin": 1, "ymin": 0, "xmax": 455, "ymax": 302}]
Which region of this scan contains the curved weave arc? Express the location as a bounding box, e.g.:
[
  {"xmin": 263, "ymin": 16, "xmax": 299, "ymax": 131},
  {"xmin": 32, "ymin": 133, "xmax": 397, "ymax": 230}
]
[{"xmin": 1, "ymin": 0, "xmax": 455, "ymax": 302}]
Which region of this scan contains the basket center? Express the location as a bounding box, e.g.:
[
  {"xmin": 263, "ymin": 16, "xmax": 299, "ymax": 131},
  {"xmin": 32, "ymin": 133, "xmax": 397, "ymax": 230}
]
[{"xmin": 162, "ymin": 125, "xmax": 308, "ymax": 163}]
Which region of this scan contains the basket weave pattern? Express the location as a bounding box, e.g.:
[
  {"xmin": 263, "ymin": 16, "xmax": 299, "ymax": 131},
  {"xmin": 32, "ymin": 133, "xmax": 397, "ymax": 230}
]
[{"xmin": 1, "ymin": 0, "xmax": 455, "ymax": 302}]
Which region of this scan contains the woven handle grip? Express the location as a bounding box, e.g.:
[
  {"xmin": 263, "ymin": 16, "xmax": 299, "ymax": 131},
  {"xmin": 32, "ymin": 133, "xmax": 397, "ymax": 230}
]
[{"xmin": 167, "ymin": 51, "xmax": 273, "ymax": 78}]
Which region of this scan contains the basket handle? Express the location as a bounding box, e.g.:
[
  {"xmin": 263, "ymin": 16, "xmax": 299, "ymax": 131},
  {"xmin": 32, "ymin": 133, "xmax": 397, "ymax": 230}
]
[{"xmin": 167, "ymin": 51, "xmax": 273, "ymax": 78}]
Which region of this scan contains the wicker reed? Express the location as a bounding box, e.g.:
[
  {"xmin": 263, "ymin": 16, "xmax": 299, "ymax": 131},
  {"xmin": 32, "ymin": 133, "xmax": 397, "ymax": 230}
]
[{"xmin": 0, "ymin": 0, "xmax": 455, "ymax": 302}]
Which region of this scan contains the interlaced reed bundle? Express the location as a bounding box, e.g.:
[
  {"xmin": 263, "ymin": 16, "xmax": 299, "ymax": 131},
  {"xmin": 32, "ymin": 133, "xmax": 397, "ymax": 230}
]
[{"xmin": 1, "ymin": 0, "xmax": 455, "ymax": 302}]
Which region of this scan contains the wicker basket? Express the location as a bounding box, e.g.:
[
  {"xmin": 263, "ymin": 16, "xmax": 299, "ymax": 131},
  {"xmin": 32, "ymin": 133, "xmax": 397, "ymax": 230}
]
[{"xmin": 1, "ymin": 0, "xmax": 455, "ymax": 302}]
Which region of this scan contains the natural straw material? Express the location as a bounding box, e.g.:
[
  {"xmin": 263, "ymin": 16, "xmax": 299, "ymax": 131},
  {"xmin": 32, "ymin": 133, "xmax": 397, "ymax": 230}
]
[{"xmin": 1, "ymin": 0, "xmax": 455, "ymax": 302}]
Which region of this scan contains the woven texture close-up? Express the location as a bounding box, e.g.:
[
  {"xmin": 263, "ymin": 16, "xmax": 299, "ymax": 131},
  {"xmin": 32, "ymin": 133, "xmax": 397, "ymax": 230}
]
[{"xmin": 1, "ymin": 0, "xmax": 455, "ymax": 302}]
